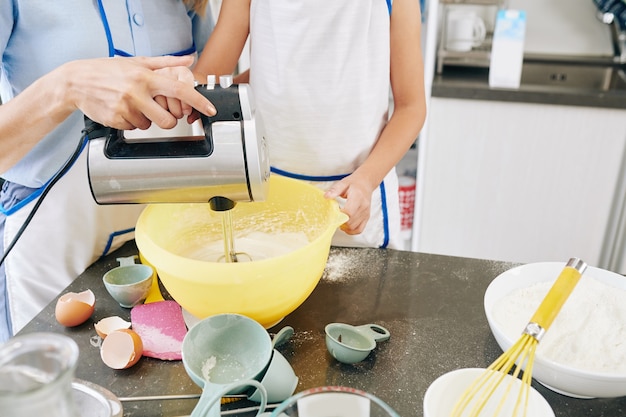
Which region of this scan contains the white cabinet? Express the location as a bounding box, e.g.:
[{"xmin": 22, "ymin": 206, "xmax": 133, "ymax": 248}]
[{"xmin": 413, "ymin": 97, "xmax": 626, "ymax": 271}]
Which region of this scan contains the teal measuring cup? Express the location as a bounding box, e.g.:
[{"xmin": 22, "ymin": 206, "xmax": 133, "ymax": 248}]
[
  {"xmin": 182, "ymin": 313, "xmax": 272, "ymax": 417},
  {"xmin": 325, "ymin": 323, "xmax": 391, "ymax": 364}
]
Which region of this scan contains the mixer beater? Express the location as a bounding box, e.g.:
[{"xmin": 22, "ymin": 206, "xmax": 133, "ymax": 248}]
[{"xmin": 209, "ymin": 196, "xmax": 252, "ymax": 263}]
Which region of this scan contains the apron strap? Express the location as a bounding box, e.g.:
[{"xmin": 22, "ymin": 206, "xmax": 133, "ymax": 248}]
[
  {"xmin": 270, "ymin": 166, "xmax": 349, "ymax": 182},
  {"xmin": 379, "ymin": 180, "xmax": 390, "ymax": 248},
  {"xmin": 96, "ymin": 0, "xmax": 116, "ymax": 57}
]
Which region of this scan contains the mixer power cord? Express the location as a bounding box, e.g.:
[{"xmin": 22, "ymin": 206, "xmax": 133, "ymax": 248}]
[{"xmin": 0, "ymin": 127, "xmax": 92, "ymax": 268}]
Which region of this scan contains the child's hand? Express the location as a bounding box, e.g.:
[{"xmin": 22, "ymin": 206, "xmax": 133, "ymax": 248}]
[{"xmin": 324, "ymin": 175, "xmax": 373, "ymax": 235}]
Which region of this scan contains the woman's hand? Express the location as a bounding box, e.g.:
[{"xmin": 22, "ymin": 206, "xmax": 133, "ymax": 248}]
[{"xmin": 62, "ymin": 55, "xmax": 216, "ymax": 130}]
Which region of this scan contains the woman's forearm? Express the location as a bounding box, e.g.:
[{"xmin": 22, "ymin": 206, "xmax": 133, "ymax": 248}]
[{"xmin": 0, "ymin": 66, "xmax": 74, "ymax": 173}]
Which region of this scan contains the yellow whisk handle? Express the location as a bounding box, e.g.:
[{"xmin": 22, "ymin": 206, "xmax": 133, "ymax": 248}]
[{"xmin": 527, "ymin": 258, "xmax": 586, "ymax": 338}]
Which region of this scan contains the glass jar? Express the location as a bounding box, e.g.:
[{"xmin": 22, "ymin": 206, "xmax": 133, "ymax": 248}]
[{"xmin": 0, "ymin": 332, "xmax": 80, "ymax": 416}]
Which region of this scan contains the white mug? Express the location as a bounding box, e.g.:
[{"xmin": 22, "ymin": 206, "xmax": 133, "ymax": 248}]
[{"xmin": 445, "ymin": 10, "xmax": 486, "ymax": 52}]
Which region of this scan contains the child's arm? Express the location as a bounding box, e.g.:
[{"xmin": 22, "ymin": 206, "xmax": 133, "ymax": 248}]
[
  {"xmin": 326, "ymin": 0, "xmax": 427, "ymax": 235},
  {"xmin": 372, "ymin": 0, "xmax": 427, "ymax": 175},
  {"xmin": 193, "ymin": 0, "xmax": 250, "ymax": 82}
]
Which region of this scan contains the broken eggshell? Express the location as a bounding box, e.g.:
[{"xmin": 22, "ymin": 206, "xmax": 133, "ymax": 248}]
[
  {"xmin": 100, "ymin": 329, "xmax": 143, "ymax": 369},
  {"xmin": 55, "ymin": 289, "xmax": 96, "ymax": 327},
  {"xmin": 94, "ymin": 316, "xmax": 132, "ymax": 339}
]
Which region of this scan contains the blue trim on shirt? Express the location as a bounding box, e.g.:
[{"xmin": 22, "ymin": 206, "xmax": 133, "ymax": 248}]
[{"xmin": 386, "ymin": 0, "xmax": 393, "ymax": 14}]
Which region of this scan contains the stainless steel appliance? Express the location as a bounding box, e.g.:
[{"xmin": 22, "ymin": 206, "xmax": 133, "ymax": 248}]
[{"xmin": 86, "ymin": 77, "xmax": 269, "ymax": 205}]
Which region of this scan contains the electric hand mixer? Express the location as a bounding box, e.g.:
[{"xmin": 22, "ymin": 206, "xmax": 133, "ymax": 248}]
[{"xmin": 86, "ymin": 76, "xmax": 270, "ymax": 262}]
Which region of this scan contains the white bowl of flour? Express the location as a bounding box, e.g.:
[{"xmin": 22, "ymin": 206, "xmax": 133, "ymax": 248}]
[{"xmin": 484, "ymin": 261, "xmax": 626, "ymax": 398}]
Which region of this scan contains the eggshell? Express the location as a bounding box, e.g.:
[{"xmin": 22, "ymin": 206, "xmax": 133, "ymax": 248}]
[
  {"xmin": 95, "ymin": 316, "xmax": 132, "ymax": 339},
  {"xmin": 55, "ymin": 289, "xmax": 96, "ymax": 327},
  {"xmin": 101, "ymin": 329, "xmax": 143, "ymax": 369}
]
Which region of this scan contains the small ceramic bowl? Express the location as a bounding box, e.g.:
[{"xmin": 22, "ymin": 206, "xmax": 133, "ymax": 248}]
[
  {"xmin": 423, "ymin": 368, "xmax": 554, "ymax": 417},
  {"xmin": 102, "ymin": 264, "xmax": 154, "ymax": 308}
]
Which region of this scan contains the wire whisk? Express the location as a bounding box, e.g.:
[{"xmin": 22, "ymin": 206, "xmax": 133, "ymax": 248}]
[{"xmin": 451, "ymin": 257, "xmax": 587, "ymax": 417}]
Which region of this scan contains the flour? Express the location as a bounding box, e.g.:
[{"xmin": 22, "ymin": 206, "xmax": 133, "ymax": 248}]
[
  {"xmin": 184, "ymin": 231, "xmax": 309, "ymax": 262},
  {"xmin": 322, "ymin": 252, "xmax": 353, "ymax": 283},
  {"xmin": 492, "ymin": 276, "xmax": 626, "ymax": 374},
  {"xmin": 201, "ymin": 356, "xmax": 217, "ymax": 382},
  {"xmin": 200, "ymin": 354, "xmax": 247, "ymax": 383}
]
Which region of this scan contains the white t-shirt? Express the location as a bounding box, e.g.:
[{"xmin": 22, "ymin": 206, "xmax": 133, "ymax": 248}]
[{"xmin": 248, "ymin": 0, "xmax": 401, "ymax": 249}]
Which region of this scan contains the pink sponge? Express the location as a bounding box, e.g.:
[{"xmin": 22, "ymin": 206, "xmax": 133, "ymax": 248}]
[{"xmin": 130, "ymin": 300, "xmax": 187, "ymax": 360}]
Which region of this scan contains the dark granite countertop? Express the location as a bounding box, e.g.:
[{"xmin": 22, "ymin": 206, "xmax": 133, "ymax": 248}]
[
  {"xmin": 18, "ymin": 241, "xmax": 626, "ymax": 416},
  {"xmin": 432, "ymin": 65, "xmax": 626, "ymax": 110}
]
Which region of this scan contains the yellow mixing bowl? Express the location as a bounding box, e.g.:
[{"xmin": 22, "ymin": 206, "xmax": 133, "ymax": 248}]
[{"xmin": 135, "ymin": 175, "xmax": 348, "ymax": 328}]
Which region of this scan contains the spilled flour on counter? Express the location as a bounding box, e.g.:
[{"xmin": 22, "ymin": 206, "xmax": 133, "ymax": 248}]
[
  {"xmin": 323, "ymin": 252, "xmax": 353, "ymax": 282},
  {"xmin": 493, "ymin": 276, "xmax": 626, "ymax": 374}
]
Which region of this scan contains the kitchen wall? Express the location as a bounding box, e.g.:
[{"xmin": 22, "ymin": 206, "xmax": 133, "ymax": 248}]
[
  {"xmin": 508, "ymin": 0, "xmax": 613, "ymax": 57},
  {"xmin": 412, "ymin": 0, "xmax": 625, "ymax": 264}
]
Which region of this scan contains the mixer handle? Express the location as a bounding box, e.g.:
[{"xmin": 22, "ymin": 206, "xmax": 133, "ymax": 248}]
[
  {"xmin": 83, "ymin": 115, "xmax": 214, "ymax": 159},
  {"xmin": 83, "ymin": 116, "xmax": 112, "ymax": 139},
  {"xmin": 83, "ymin": 83, "xmax": 246, "ymax": 159}
]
